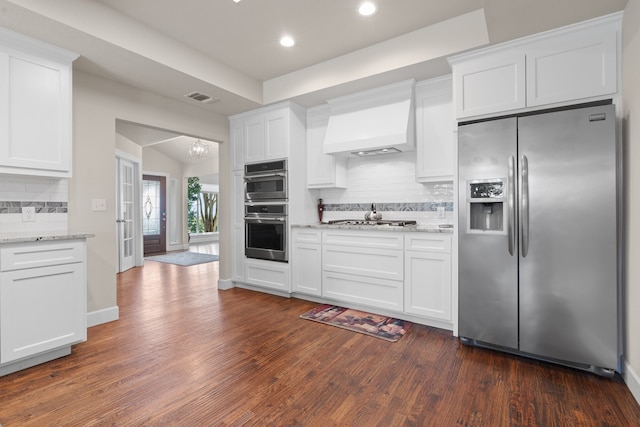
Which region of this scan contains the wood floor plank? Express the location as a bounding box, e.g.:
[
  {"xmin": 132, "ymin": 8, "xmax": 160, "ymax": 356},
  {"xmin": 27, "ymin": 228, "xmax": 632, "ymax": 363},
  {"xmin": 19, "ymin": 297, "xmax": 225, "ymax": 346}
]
[{"xmin": 0, "ymin": 259, "xmax": 639, "ymax": 426}]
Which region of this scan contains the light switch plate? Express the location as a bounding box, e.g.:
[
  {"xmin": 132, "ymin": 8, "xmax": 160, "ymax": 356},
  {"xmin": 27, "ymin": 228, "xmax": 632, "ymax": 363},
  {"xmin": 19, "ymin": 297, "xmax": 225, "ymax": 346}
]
[
  {"xmin": 437, "ymin": 206, "xmax": 445, "ymax": 219},
  {"xmin": 22, "ymin": 206, "xmax": 36, "ymax": 222},
  {"xmin": 91, "ymin": 198, "xmax": 107, "ymax": 211}
]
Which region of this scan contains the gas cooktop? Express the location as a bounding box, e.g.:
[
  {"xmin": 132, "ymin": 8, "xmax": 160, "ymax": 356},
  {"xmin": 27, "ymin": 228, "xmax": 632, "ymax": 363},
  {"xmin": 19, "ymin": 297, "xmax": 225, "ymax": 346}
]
[{"xmin": 326, "ymin": 219, "xmax": 417, "ymax": 227}]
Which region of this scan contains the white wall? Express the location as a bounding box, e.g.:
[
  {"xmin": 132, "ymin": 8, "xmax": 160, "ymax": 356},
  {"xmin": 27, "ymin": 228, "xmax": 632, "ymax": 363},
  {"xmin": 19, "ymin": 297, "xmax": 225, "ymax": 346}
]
[
  {"xmin": 622, "ymin": 0, "xmax": 640, "ymax": 402},
  {"xmin": 115, "ymin": 133, "xmax": 142, "ymax": 159},
  {"xmin": 70, "ymin": 70, "xmax": 230, "ymax": 315}
]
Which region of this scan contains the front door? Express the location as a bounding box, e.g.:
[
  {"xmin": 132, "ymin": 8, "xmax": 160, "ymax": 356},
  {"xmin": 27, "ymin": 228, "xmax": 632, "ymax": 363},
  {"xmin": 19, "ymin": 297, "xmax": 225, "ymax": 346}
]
[{"xmin": 143, "ymin": 175, "xmax": 167, "ymax": 255}]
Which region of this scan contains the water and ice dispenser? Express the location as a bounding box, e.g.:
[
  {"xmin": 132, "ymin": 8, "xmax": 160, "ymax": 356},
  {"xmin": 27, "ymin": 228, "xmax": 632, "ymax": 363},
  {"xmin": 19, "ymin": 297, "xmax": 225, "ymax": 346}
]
[{"xmin": 466, "ymin": 179, "xmax": 506, "ymax": 233}]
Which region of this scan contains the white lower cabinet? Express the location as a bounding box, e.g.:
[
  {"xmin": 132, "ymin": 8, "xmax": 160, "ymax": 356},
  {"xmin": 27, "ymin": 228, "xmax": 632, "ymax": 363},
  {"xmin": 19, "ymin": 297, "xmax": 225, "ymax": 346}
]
[
  {"xmin": 404, "ymin": 235, "xmax": 452, "ymax": 323},
  {"xmin": 281, "ymin": 227, "xmax": 454, "ymax": 330},
  {"xmin": 245, "ymin": 258, "xmax": 290, "ymax": 293},
  {"xmin": 0, "ymin": 240, "xmax": 87, "ymax": 373},
  {"xmin": 291, "ymin": 229, "xmax": 322, "ymax": 296},
  {"xmin": 323, "ymin": 271, "xmax": 403, "ymax": 313},
  {"xmin": 322, "ymin": 230, "xmax": 404, "ymax": 313}
]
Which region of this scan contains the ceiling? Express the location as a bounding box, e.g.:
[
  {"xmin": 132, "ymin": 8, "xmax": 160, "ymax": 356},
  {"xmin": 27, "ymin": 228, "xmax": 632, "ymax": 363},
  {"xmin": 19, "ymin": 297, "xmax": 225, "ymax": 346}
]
[{"xmin": 0, "ymin": 0, "xmax": 629, "ymax": 169}]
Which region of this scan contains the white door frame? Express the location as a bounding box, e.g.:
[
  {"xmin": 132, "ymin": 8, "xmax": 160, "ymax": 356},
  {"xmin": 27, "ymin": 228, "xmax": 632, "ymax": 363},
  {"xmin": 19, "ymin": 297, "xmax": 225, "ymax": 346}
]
[{"xmin": 116, "ymin": 150, "xmax": 143, "ymax": 271}]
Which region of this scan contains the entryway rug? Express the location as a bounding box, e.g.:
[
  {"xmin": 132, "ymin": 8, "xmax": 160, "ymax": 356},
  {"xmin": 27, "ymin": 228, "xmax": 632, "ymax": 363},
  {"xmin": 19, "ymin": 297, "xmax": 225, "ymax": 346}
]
[
  {"xmin": 145, "ymin": 251, "xmax": 219, "ymax": 266},
  {"xmin": 300, "ymin": 304, "xmax": 412, "ymax": 342}
]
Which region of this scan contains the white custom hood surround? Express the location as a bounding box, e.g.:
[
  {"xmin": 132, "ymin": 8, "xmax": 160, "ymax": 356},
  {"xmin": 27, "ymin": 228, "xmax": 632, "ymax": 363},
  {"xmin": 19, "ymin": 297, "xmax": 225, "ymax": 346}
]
[{"xmin": 323, "ymin": 79, "xmax": 416, "ymax": 157}]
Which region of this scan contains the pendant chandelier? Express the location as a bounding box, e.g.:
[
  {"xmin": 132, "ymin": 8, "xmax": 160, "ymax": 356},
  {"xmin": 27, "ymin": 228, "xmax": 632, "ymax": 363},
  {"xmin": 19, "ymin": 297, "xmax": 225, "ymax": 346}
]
[{"xmin": 189, "ymin": 139, "xmax": 209, "ymax": 159}]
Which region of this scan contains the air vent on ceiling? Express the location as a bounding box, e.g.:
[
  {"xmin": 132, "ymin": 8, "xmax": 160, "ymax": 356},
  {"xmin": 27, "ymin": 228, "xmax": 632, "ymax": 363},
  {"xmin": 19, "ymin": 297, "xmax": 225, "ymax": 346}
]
[{"xmin": 185, "ymin": 91, "xmax": 219, "ymax": 104}]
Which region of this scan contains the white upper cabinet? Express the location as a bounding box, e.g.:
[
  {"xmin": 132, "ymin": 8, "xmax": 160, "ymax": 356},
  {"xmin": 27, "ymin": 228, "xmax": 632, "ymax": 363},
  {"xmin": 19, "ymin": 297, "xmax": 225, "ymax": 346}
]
[
  {"xmin": 306, "ymin": 104, "xmax": 347, "ymax": 189},
  {"xmin": 0, "ymin": 28, "xmax": 78, "ymax": 177},
  {"xmin": 263, "ymin": 109, "xmax": 288, "ymax": 161},
  {"xmin": 451, "ymin": 51, "xmax": 525, "ymax": 119},
  {"xmin": 240, "ymin": 105, "xmax": 289, "ymax": 164},
  {"xmin": 415, "ymin": 76, "xmax": 455, "ymax": 182},
  {"xmin": 229, "ymin": 102, "xmax": 304, "ymax": 165},
  {"xmin": 526, "ymin": 23, "xmax": 617, "ymax": 107},
  {"xmin": 243, "ymin": 114, "xmax": 267, "ymax": 163},
  {"xmin": 449, "ymin": 13, "xmax": 621, "ymax": 119}
]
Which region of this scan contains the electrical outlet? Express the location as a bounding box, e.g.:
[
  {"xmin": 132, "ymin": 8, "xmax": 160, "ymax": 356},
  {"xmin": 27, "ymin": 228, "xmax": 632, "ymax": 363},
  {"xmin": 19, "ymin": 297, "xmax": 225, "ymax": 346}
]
[
  {"xmin": 22, "ymin": 206, "xmax": 36, "ymax": 222},
  {"xmin": 91, "ymin": 198, "xmax": 107, "ymax": 211},
  {"xmin": 437, "ymin": 206, "xmax": 446, "ymax": 219}
]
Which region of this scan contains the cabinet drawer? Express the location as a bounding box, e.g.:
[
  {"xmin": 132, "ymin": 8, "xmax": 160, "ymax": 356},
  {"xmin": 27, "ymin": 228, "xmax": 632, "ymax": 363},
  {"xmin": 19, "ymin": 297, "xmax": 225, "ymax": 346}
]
[
  {"xmin": 293, "ymin": 229, "xmax": 322, "ymax": 244},
  {"xmin": 245, "ymin": 258, "xmax": 290, "ymax": 292},
  {"xmin": 404, "ymin": 235, "xmax": 451, "ymax": 253},
  {"xmin": 323, "ymin": 244, "xmax": 403, "ymax": 281},
  {"xmin": 322, "ymin": 230, "xmax": 403, "ymax": 250},
  {"xmin": 1, "ymin": 241, "xmax": 84, "ymax": 272},
  {"xmin": 323, "ymin": 271, "xmax": 403, "ymax": 313}
]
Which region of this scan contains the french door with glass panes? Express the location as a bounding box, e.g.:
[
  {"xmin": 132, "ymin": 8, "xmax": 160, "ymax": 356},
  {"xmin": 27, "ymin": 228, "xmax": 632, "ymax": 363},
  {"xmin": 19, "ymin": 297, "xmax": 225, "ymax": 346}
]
[{"xmin": 117, "ymin": 157, "xmax": 137, "ymax": 272}]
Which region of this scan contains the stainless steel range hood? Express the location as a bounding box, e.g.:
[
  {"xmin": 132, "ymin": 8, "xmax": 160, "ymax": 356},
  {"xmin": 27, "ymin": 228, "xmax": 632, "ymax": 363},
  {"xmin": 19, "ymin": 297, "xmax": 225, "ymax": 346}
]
[{"xmin": 323, "ymin": 79, "xmax": 416, "ymax": 157}]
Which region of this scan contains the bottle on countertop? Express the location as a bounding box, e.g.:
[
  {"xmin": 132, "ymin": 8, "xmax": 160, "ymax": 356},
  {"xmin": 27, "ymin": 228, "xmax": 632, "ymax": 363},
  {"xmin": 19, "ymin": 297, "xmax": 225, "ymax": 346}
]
[{"xmin": 317, "ymin": 199, "xmax": 324, "ymax": 223}]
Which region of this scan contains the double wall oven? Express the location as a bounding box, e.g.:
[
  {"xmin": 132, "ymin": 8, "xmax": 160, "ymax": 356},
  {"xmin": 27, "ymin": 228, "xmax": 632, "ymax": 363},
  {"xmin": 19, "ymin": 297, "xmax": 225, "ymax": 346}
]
[{"xmin": 244, "ymin": 160, "xmax": 288, "ymax": 262}]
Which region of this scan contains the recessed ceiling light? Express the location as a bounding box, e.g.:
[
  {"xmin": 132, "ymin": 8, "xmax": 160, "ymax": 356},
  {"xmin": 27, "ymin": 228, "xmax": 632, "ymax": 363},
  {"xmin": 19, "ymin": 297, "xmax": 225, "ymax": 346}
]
[
  {"xmin": 280, "ymin": 35, "xmax": 295, "ymax": 47},
  {"xmin": 358, "ymin": 1, "xmax": 378, "ymax": 16}
]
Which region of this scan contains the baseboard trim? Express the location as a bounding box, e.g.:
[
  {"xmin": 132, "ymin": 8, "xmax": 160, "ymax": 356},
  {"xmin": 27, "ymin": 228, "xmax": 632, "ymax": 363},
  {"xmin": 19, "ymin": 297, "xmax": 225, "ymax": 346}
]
[
  {"xmin": 624, "ymin": 359, "xmax": 640, "ymax": 405},
  {"xmin": 87, "ymin": 306, "xmax": 120, "ymax": 327},
  {"xmin": 218, "ymin": 278, "xmax": 235, "ymax": 290}
]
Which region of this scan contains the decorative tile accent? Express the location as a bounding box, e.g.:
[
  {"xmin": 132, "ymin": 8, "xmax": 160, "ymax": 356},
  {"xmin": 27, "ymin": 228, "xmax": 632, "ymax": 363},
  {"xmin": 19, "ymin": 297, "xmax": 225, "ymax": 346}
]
[
  {"xmin": 323, "ymin": 202, "xmax": 452, "ymax": 212},
  {"xmin": 0, "ymin": 201, "xmax": 68, "ymax": 214}
]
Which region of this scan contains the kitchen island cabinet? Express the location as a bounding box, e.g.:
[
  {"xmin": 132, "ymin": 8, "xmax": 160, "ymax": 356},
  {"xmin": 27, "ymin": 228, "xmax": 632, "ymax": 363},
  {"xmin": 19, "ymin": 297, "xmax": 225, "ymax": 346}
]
[{"xmin": 0, "ymin": 235, "xmax": 90, "ymax": 376}]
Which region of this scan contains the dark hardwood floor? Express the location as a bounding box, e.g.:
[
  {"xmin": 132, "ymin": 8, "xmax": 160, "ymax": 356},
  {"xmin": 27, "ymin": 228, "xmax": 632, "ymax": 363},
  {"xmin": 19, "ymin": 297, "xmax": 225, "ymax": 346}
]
[{"xmin": 1, "ymin": 258, "xmax": 639, "ymax": 426}]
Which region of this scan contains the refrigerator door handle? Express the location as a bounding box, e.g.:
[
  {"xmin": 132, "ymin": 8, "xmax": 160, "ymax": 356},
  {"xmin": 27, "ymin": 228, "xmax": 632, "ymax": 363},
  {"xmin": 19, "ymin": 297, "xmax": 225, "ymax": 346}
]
[
  {"xmin": 520, "ymin": 155, "xmax": 529, "ymax": 257},
  {"xmin": 508, "ymin": 156, "xmax": 516, "ymax": 256}
]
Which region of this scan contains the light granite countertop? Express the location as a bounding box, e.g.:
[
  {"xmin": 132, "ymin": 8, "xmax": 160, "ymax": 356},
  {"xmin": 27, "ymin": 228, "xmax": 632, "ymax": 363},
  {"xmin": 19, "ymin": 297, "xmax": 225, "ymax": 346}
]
[
  {"xmin": 0, "ymin": 232, "xmax": 95, "ymax": 244},
  {"xmin": 292, "ymin": 223, "xmax": 454, "ymax": 233}
]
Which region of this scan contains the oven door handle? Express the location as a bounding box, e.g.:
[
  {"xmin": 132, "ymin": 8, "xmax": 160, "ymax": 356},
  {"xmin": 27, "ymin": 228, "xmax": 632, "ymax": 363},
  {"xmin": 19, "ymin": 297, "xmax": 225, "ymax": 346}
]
[
  {"xmin": 244, "ymin": 217, "xmax": 287, "ymax": 222},
  {"xmin": 244, "ymin": 172, "xmax": 286, "ymax": 180}
]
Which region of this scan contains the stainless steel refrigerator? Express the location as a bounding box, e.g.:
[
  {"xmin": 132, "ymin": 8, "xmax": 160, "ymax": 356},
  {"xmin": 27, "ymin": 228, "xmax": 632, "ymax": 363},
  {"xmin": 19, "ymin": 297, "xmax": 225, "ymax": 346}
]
[{"xmin": 458, "ymin": 103, "xmax": 620, "ymax": 375}]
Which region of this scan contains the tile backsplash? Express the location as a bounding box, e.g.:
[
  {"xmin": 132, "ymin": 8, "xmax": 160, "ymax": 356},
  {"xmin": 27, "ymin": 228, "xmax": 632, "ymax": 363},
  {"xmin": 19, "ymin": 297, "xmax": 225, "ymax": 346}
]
[
  {"xmin": 0, "ymin": 175, "xmax": 68, "ymax": 233},
  {"xmin": 317, "ymin": 152, "xmax": 454, "ymax": 225}
]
